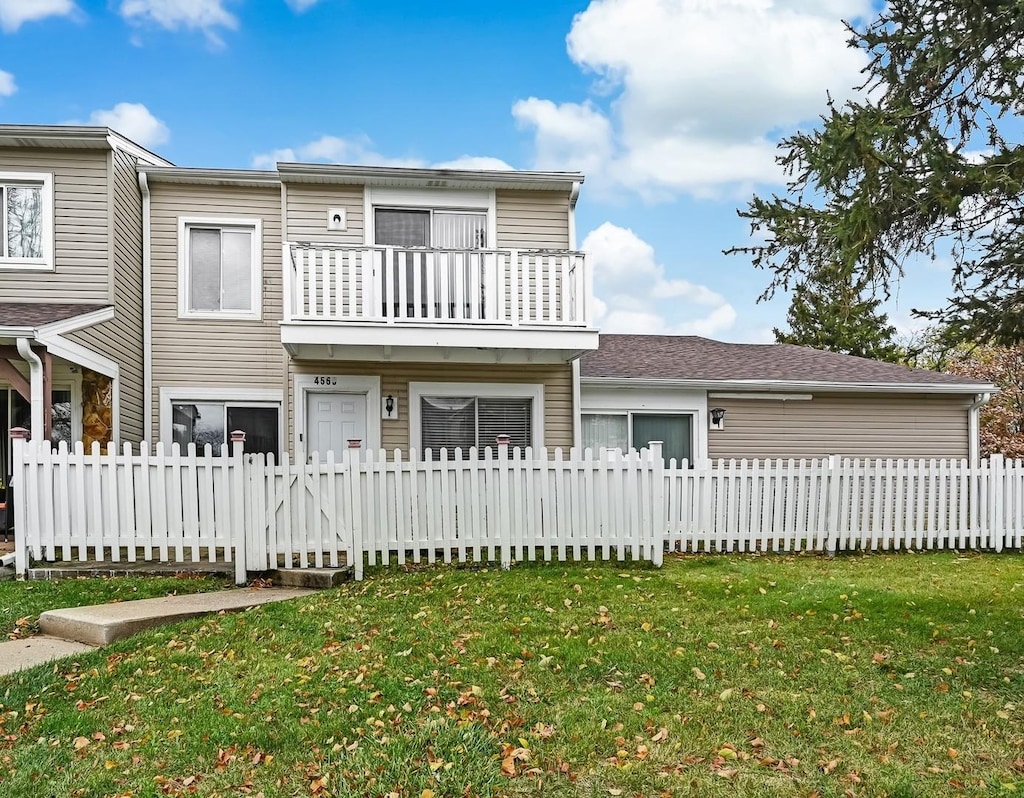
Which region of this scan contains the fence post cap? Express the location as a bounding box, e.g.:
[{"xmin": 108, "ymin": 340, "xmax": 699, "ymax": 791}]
[
  {"xmin": 229, "ymin": 430, "xmax": 246, "ymax": 443},
  {"xmin": 9, "ymin": 427, "xmax": 29, "ymax": 440},
  {"xmin": 496, "ymin": 434, "xmax": 511, "ymax": 446}
]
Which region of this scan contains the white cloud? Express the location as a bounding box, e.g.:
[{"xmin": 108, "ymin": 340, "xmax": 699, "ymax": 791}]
[
  {"xmin": 582, "ymin": 221, "xmax": 736, "ymax": 336},
  {"xmin": 517, "ymin": 0, "xmax": 873, "ymax": 198},
  {"xmin": 118, "ymin": 0, "xmax": 237, "ymax": 47},
  {"xmin": 0, "ymin": 0, "xmax": 76, "ymax": 33},
  {"xmin": 0, "ymin": 69, "xmax": 15, "ymax": 97},
  {"xmin": 83, "ymin": 102, "xmax": 169, "ymax": 148},
  {"xmin": 251, "ymin": 134, "xmax": 512, "ymax": 171},
  {"xmin": 285, "ymin": 0, "xmax": 319, "ymax": 9}
]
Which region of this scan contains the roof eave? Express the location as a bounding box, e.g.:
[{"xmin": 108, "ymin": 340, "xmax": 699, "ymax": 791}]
[
  {"xmin": 276, "ymin": 161, "xmax": 584, "ymax": 191},
  {"xmin": 138, "ymin": 165, "xmax": 280, "ymax": 187},
  {"xmin": 580, "ymin": 376, "xmax": 1000, "ymax": 394}
]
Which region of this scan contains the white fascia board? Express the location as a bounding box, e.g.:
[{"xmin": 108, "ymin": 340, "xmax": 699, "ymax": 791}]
[
  {"xmin": 580, "ymin": 377, "xmax": 999, "ymax": 395},
  {"xmin": 106, "ymin": 132, "xmax": 172, "ymax": 166},
  {"xmin": 36, "ymin": 333, "xmax": 119, "ymax": 378},
  {"xmin": 37, "ymin": 305, "xmax": 115, "ymax": 337},
  {"xmin": 139, "ymin": 166, "xmax": 279, "ymax": 188},
  {"xmin": 280, "ymin": 322, "xmax": 600, "ymax": 352}
]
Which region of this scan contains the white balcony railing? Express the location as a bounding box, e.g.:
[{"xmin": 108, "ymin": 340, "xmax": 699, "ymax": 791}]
[{"xmin": 283, "ymin": 243, "xmax": 591, "ymax": 327}]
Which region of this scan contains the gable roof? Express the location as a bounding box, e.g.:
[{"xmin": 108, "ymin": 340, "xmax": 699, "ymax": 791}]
[{"xmin": 580, "ymin": 335, "xmax": 995, "ymax": 392}]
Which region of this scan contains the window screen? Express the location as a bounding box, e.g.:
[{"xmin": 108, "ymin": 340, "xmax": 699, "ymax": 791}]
[
  {"xmin": 188, "ymin": 227, "xmax": 253, "ymax": 313},
  {"xmin": 374, "ymin": 209, "xmax": 430, "ymax": 247}
]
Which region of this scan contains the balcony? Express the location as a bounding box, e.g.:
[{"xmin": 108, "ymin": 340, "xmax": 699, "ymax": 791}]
[{"xmin": 280, "ymin": 243, "xmax": 599, "ymax": 363}]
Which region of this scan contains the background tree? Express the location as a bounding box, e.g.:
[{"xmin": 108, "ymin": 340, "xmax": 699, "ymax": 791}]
[
  {"xmin": 947, "ymin": 345, "xmax": 1024, "ymax": 457},
  {"xmin": 774, "ymin": 263, "xmax": 900, "ymax": 361},
  {"xmin": 729, "ymin": 0, "xmax": 1024, "ymax": 344}
]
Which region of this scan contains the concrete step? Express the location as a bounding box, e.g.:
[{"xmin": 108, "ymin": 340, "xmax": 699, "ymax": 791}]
[
  {"xmin": 39, "ymin": 587, "xmax": 316, "ymax": 647},
  {"xmin": 268, "ymin": 567, "xmax": 352, "ymax": 590}
]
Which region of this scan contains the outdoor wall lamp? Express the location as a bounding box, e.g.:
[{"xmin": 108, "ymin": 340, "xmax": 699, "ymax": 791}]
[
  {"xmin": 384, "ymin": 394, "xmax": 396, "ymax": 418},
  {"xmin": 710, "ymin": 407, "xmax": 727, "ymax": 429}
]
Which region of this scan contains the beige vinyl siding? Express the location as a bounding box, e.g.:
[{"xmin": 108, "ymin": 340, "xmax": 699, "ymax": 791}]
[
  {"xmin": 285, "ymin": 184, "xmax": 364, "ymax": 244},
  {"xmin": 0, "ymin": 148, "xmax": 110, "ymax": 301},
  {"xmin": 707, "ymin": 393, "xmax": 972, "ymax": 460},
  {"xmin": 495, "ymin": 190, "xmax": 570, "ymax": 250},
  {"xmin": 149, "ymin": 182, "xmax": 285, "ymax": 439},
  {"xmin": 68, "ymin": 148, "xmax": 146, "ymax": 442},
  {"xmin": 289, "ymin": 360, "xmax": 573, "ymax": 452}
]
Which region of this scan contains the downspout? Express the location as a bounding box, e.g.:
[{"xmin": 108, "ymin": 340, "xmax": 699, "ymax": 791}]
[
  {"xmin": 16, "ymin": 338, "xmax": 43, "ymax": 437},
  {"xmin": 138, "ymin": 171, "xmax": 153, "ymax": 442},
  {"xmin": 968, "ymin": 392, "xmax": 992, "ymax": 466},
  {"xmin": 568, "ymin": 180, "xmax": 581, "ymax": 250}
]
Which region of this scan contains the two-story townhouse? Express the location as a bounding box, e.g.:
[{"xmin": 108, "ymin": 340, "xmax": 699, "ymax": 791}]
[
  {"xmin": 140, "ymin": 162, "xmax": 598, "ymax": 458},
  {"xmin": 0, "ymin": 126, "xmax": 170, "ymax": 483}
]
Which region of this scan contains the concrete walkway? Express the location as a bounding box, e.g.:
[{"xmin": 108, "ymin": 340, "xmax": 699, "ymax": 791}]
[{"xmin": 0, "ymin": 586, "xmax": 316, "ymax": 677}]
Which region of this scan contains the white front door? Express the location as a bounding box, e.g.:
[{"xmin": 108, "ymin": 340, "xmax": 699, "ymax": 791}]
[{"xmin": 305, "ymin": 392, "xmax": 367, "ymax": 458}]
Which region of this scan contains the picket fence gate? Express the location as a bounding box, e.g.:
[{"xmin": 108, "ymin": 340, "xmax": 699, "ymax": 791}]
[{"xmin": 11, "ymin": 437, "xmax": 1024, "ymax": 583}]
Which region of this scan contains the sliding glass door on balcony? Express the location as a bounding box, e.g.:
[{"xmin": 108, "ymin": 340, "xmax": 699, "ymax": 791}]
[{"xmin": 374, "ymin": 208, "xmax": 488, "ymax": 320}]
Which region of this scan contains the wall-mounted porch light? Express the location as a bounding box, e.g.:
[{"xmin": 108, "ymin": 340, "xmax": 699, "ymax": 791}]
[
  {"xmin": 383, "ymin": 394, "xmax": 398, "ymax": 420},
  {"xmin": 709, "ymin": 407, "xmax": 727, "ymax": 430}
]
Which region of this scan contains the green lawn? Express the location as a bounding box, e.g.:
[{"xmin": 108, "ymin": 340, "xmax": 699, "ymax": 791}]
[
  {"xmin": 1, "ymin": 553, "xmax": 1022, "ymax": 797},
  {"xmin": 0, "ymin": 574, "xmax": 230, "ymax": 640}
]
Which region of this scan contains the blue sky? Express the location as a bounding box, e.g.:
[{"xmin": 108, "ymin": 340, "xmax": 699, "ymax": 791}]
[{"xmin": 0, "ymin": 0, "xmax": 951, "ymax": 342}]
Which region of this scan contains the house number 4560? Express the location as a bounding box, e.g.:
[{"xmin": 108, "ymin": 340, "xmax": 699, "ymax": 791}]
[{"xmin": 313, "ymin": 376, "xmax": 337, "ymax": 386}]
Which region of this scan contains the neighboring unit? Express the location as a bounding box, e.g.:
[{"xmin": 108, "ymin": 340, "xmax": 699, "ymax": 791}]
[
  {"xmin": 579, "ymin": 335, "xmax": 997, "ymax": 466},
  {"xmin": 0, "ymin": 126, "xmax": 170, "ymax": 484}
]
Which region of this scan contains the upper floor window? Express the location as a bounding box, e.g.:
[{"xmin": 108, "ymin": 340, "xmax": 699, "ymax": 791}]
[
  {"xmin": 0, "ymin": 172, "xmax": 53, "ymax": 271},
  {"xmin": 178, "ymin": 217, "xmax": 262, "ymax": 320}
]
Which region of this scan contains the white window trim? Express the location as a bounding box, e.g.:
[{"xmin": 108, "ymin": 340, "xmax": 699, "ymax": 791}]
[
  {"xmin": 0, "ymin": 171, "xmax": 54, "ymax": 271},
  {"xmin": 159, "ymin": 387, "xmax": 283, "ymax": 451},
  {"xmin": 582, "ymin": 410, "xmax": 700, "ymax": 465},
  {"xmin": 409, "ymin": 381, "xmax": 544, "ymax": 451},
  {"xmin": 364, "ymin": 187, "xmax": 497, "ymax": 250},
  {"xmin": 177, "ymin": 216, "xmax": 263, "ymax": 320},
  {"xmin": 293, "ymin": 374, "xmax": 382, "ymax": 452}
]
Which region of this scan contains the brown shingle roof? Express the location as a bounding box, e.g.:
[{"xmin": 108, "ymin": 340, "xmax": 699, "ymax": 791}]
[
  {"xmin": 0, "ymin": 303, "xmax": 111, "ymax": 329},
  {"xmin": 580, "ymin": 335, "xmax": 991, "ymax": 388}
]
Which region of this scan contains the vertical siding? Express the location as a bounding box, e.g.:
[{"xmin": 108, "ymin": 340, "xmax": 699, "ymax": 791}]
[
  {"xmin": 495, "ymin": 189, "xmax": 570, "ymax": 250},
  {"xmin": 148, "ymin": 182, "xmax": 285, "ymax": 439},
  {"xmin": 285, "ymin": 184, "xmax": 364, "ymax": 244},
  {"xmin": 707, "ymin": 393, "xmax": 972, "ymax": 460},
  {"xmin": 288, "ymin": 360, "xmax": 573, "ymax": 452},
  {"xmin": 68, "ymin": 147, "xmax": 145, "ymax": 442},
  {"xmin": 0, "ymin": 148, "xmax": 110, "ymax": 301}
]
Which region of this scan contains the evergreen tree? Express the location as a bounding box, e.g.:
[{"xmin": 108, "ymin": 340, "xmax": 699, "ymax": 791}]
[
  {"xmin": 774, "ymin": 265, "xmax": 900, "ymax": 361},
  {"xmin": 729, "ymin": 0, "xmax": 1024, "ymax": 344}
]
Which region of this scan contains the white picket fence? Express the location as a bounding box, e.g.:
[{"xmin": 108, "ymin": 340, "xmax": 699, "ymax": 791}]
[
  {"xmin": 11, "ymin": 439, "xmax": 1024, "ymax": 583},
  {"xmin": 10, "ymin": 439, "xmax": 666, "ymax": 582},
  {"xmin": 665, "ymin": 454, "xmax": 1024, "ymax": 553}
]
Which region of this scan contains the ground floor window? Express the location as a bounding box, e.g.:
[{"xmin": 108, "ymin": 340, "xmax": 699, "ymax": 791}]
[
  {"xmin": 172, "ymin": 401, "xmax": 280, "ymax": 456},
  {"xmin": 421, "ymin": 395, "xmax": 533, "ymax": 453},
  {"xmin": 582, "ymin": 412, "xmax": 693, "ymax": 464}
]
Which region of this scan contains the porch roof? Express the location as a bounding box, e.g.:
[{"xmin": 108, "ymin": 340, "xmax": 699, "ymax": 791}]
[{"xmin": 0, "ymin": 303, "xmax": 113, "ymax": 336}]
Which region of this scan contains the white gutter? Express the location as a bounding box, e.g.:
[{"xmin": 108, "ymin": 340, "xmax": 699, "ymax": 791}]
[
  {"xmin": 16, "ymin": 337, "xmax": 43, "ymax": 436},
  {"xmin": 968, "ymin": 392, "xmax": 992, "ymax": 466},
  {"xmin": 581, "ymin": 376, "xmax": 999, "ymax": 395},
  {"xmin": 138, "ymin": 170, "xmax": 153, "ymax": 442}
]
